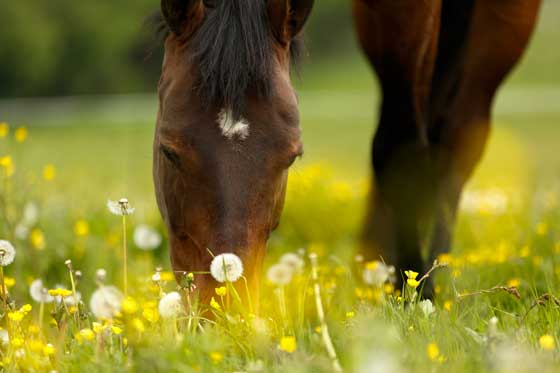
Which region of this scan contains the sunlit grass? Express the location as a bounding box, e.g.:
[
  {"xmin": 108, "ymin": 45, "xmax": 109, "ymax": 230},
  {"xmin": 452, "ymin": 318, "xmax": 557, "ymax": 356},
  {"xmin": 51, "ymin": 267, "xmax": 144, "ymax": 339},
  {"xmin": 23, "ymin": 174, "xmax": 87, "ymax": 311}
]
[{"xmin": 0, "ymin": 122, "xmax": 559, "ymax": 371}]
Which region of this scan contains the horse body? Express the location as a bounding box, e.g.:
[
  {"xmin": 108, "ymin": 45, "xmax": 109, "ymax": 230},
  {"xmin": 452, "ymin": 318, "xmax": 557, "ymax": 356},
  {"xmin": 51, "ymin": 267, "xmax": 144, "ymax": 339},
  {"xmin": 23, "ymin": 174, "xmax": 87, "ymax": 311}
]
[{"xmin": 353, "ymin": 0, "xmax": 542, "ymax": 287}]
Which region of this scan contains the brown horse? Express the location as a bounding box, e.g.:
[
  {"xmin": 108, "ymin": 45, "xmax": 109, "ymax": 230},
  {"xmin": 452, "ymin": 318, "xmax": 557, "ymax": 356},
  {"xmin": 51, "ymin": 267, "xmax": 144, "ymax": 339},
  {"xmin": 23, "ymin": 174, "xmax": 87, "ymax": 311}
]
[
  {"xmin": 153, "ymin": 0, "xmax": 313, "ymax": 306},
  {"xmin": 353, "ymin": 0, "xmax": 542, "ymax": 290}
]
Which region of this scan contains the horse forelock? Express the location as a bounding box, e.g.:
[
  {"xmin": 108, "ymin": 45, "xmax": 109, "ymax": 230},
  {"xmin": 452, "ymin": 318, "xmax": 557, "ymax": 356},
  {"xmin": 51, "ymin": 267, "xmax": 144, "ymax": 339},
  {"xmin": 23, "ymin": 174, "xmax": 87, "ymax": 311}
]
[{"xmin": 190, "ymin": 0, "xmax": 273, "ymax": 120}]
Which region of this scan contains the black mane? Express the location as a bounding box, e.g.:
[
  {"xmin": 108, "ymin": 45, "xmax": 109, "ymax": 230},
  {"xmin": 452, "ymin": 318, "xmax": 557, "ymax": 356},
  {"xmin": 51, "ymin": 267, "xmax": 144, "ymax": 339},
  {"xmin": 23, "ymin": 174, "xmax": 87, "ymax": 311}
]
[{"xmin": 149, "ymin": 1, "xmax": 304, "ymax": 120}]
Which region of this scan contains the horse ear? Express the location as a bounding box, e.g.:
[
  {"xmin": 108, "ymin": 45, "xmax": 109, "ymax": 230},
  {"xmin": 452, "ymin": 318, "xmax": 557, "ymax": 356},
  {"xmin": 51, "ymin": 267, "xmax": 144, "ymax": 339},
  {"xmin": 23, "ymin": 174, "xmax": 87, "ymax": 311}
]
[
  {"xmin": 268, "ymin": 0, "xmax": 314, "ymax": 44},
  {"xmin": 161, "ymin": 0, "xmax": 199, "ymax": 35}
]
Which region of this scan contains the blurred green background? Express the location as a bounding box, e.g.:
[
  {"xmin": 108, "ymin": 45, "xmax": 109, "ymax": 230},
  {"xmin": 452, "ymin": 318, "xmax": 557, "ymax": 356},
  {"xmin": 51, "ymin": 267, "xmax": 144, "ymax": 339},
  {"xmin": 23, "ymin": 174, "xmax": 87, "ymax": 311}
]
[{"xmin": 0, "ymin": 0, "xmax": 559, "ymax": 212}]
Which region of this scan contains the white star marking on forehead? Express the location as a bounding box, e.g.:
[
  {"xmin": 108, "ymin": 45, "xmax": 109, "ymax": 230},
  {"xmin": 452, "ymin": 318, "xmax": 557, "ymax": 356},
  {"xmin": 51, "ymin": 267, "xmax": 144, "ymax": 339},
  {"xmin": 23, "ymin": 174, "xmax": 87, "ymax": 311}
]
[{"xmin": 218, "ymin": 109, "xmax": 250, "ymax": 140}]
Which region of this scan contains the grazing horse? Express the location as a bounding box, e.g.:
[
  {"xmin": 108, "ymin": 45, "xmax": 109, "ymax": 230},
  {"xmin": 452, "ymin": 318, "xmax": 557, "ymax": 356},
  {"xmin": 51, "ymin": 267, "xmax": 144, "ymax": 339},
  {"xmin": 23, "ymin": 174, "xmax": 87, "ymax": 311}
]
[
  {"xmin": 353, "ymin": 0, "xmax": 542, "ymax": 289},
  {"xmin": 153, "ymin": 0, "xmax": 313, "ymax": 306}
]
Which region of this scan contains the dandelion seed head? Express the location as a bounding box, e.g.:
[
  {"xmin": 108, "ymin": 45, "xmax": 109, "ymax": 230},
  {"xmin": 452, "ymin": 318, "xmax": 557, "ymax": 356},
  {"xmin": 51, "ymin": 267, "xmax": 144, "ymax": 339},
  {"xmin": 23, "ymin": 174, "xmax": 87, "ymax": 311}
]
[
  {"xmin": 266, "ymin": 263, "xmax": 293, "ymax": 286},
  {"xmin": 210, "ymin": 253, "xmax": 244, "ymax": 283},
  {"xmin": 90, "ymin": 286, "xmax": 123, "ymax": 320},
  {"xmin": 419, "ymin": 299, "xmax": 435, "ymax": 317},
  {"xmin": 96, "ymin": 269, "xmax": 107, "ymax": 283},
  {"xmin": 30, "ymin": 279, "xmax": 54, "ymax": 304},
  {"xmin": 158, "ymin": 291, "xmax": 183, "ymax": 319},
  {"xmin": 363, "ymin": 261, "xmax": 392, "ymax": 286},
  {"xmin": 0, "ymin": 240, "xmax": 16, "ymax": 267},
  {"xmin": 133, "ymin": 225, "xmax": 162, "ymax": 251},
  {"xmin": 107, "ymin": 199, "xmax": 135, "ymax": 216},
  {"xmin": 279, "ymin": 253, "xmax": 305, "ymax": 273}
]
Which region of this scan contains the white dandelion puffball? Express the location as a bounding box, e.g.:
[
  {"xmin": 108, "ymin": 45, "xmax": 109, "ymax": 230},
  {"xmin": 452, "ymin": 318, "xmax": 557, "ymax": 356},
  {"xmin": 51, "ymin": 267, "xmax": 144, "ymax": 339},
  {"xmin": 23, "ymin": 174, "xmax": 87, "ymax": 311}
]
[
  {"xmin": 279, "ymin": 253, "xmax": 304, "ymax": 273},
  {"xmin": 210, "ymin": 253, "xmax": 244, "ymax": 283},
  {"xmin": 0, "ymin": 240, "xmax": 16, "ymax": 267},
  {"xmin": 90, "ymin": 286, "xmax": 123, "ymax": 319},
  {"xmin": 133, "ymin": 224, "xmax": 162, "ymax": 251},
  {"xmin": 107, "ymin": 198, "xmax": 135, "ymax": 216},
  {"xmin": 22, "ymin": 202, "xmax": 39, "ymax": 226},
  {"xmin": 14, "ymin": 224, "xmax": 30, "ymax": 240},
  {"xmin": 158, "ymin": 291, "xmax": 183, "ymax": 319},
  {"xmin": 266, "ymin": 263, "xmax": 293, "ymax": 286},
  {"xmin": 419, "ymin": 299, "xmax": 435, "ymax": 317},
  {"xmin": 0, "ymin": 329, "xmax": 8, "ymax": 345},
  {"xmin": 29, "ymin": 279, "xmax": 54, "ymax": 303},
  {"xmin": 362, "ymin": 261, "xmax": 391, "ymax": 286}
]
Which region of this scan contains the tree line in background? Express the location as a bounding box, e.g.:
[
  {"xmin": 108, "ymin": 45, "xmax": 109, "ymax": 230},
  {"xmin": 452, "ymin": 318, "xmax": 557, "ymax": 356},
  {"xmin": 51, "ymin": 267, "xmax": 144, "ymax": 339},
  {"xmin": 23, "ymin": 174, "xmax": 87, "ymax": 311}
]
[{"xmin": 0, "ymin": 0, "xmax": 355, "ymax": 98}]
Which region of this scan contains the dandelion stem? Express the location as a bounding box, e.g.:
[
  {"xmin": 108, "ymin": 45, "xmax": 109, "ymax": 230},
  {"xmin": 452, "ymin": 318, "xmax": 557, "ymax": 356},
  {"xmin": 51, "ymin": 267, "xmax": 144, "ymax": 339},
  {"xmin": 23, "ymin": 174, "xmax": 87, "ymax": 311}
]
[
  {"xmin": 309, "ymin": 254, "xmax": 343, "ymax": 373},
  {"xmin": 39, "ymin": 301, "xmax": 45, "ymax": 325},
  {"xmin": 122, "ymin": 215, "xmax": 128, "ymax": 297},
  {"xmin": 0, "ymin": 264, "xmax": 6, "ymax": 310},
  {"xmin": 242, "ymin": 276, "xmax": 254, "ymax": 315}
]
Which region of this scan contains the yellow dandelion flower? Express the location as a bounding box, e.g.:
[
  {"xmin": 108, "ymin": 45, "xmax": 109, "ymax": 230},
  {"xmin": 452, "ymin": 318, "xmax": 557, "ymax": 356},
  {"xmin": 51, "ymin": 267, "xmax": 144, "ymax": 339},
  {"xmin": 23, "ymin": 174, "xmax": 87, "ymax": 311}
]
[
  {"xmin": 132, "ymin": 318, "xmax": 145, "ymax": 333},
  {"xmin": 346, "ymin": 311, "xmax": 355, "ymax": 319},
  {"xmin": 507, "ymin": 278, "xmax": 520, "ymax": 288},
  {"xmin": 407, "ymin": 279, "xmax": 420, "ymax": 288},
  {"xmin": 14, "ymin": 127, "xmax": 28, "ymax": 143},
  {"xmin": 79, "ymin": 328, "xmax": 95, "ymax": 341},
  {"xmin": 384, "ymin": 283, "xmax": 394, "ymax": 294},
  {"xmin": 210, "ymin": 297, "xmax": 221, "ymax": 310},
  {"xmin": 0, "ymin": 155, "xmax": 14, "ymax": 177},
  {"xmin": 279, "ymin": 336, "xmax": 297, "ymax": 353},
  {"xmin": 92, "ymin": 322, "xmax": 105, "ymax": 334},
  {"xmin": 42, "ymin": 164, "xmax": 56, "ymax": 181},
  {"xmin": 536, "ymin": 222, "xmax": 548, "ymax": 236},
  {"xmin": 20, "ymin": 304, "xmax": 32, "ymax": 313},
  {"xmin": 68, "ymin": 306, "xmax": 78, "ymax": 314},
  {"xmin": 160, "ymin": 271, "xmax": 175, "ymax": 282},
  {"xmin": 209, "ymin": 352, "xmax": 224, "ymax": 364},
  {"xmin": 111, "ymin": 326, "xmax": 123, "ymax": 335},
  {"xmin": 121, "ymin": 296, "xmax": 139, "ymax": 314},
  {"xmin": 437, "ymin": 253, "xmax": 452, "ymax": 265},
  {"xmin": 443, "ymin": 300, "xmax": 453, "ymax": 312},
  {"xmin": 4, "ymin": 277, "xmax": 15, "ymax": 288},
  {"xmin": 315, "ymin": 326, "xmax": 322, "ymax": 334},
  {"xmin": 365, "ymin": 261, "xmax": 379, "ymax": 270},
  {"xmin": 30, "ymin": 229, "xmax": 46, "ymax": 250},
  {"xmin": 215, "ymin": 286, "xmax": 227, "ymax": 297},
  {"xmin": 74, "ymin": 220, "xmax": 89, "ymax": 236},
  {"xmin": 539, "ymin": 334, "xmax": 555, "ymax": 350},
  {"xmin": 29, "ymin": 339, "xmax": 44, "ymax": 352},
  {"xmin": 8, "ymin": 312, "xmax": 24, "ymax": 322},
  {"xmin": 142, "ymin": 308, "xmax": 159, "ymax": 323},
  {"xmin": 43, "ymin": 343, "xmax": 56, "ymax": 356},
  {"xmin": 0, "ymin": 123, "xmax": 8, "ymax": 138},
  {"xmin": 427, "ymin": 343, "xmax": 440, "ymax": 361},
  {"xmin": 405, "ymin": 270, "xmax": 419, "ymax": 280},
  {"xmin": 11, "ymin": 338, "xmax": 24, "ymax": 348}
]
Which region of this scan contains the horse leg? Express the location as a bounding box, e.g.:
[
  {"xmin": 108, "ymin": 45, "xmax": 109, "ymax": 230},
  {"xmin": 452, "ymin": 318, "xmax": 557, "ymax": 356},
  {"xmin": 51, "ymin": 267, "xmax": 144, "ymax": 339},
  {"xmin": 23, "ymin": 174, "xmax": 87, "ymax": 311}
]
[
  {"xmin": 352, "ymin": 0, "xmax": 442, "ymax": 285},
  {"xmin": 428, "ymin": 0, "xmax": 542, "ymax": 265}
]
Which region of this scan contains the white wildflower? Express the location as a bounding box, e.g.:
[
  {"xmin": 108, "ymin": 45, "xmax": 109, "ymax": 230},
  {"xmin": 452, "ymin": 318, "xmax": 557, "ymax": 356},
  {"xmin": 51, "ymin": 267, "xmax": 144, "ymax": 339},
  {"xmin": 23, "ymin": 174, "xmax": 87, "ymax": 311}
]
[
  {"xmin": 14, "ymin": 224, "xmax": 30, "ymax": 240},
  {"xmin": 107, "ymin": 198, "xmax": 135, "ymax": 216},
  {"xmin": 362, "ymin": 261, "xmax": 392, "ymax": 286},
  {"xmin": 133, "ymin": 224, "xmax": 162, "ymax": 250},
  {"xmin": 419, "ymin": 299, "xmax": 435, "ymax": 317},
  {"xmin": 210, "ymin": 253, "xmax": 244, "ymax": 283},
  {"xmin": 0, "ymin": 240, "xmax": 16, "ymax": 267},
  {"xmin": 29, "ymin": 279, "xmax": 54, "ymax": 303},
  {"xmin": 266, "ymin": 263, "xmax": 293, "ymax": 286},
  {"xmin": 158, "ymin": 291, "xmax": 183, "ymax": 319},
  {"xmin": 0, "ymin": 329, "xmax": 8, "ymax": 345},
  {"xmin": 90, "ymin": 286, "xmax": 123, "ymax": 319},
  {"xmin": 279, "ymin": 253, "xmax": 304, "ymax": 273},
  {"xmin": 22, "ymin": 202, "xmax": 39, "ymax": 226}
]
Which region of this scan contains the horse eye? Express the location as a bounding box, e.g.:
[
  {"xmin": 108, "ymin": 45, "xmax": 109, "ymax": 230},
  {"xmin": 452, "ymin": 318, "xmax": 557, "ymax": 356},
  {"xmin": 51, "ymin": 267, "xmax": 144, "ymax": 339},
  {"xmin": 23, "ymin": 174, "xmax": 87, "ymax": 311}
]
[{"xmin": 160, "ymin": 145, "xmax": 181, "ymax": 167}]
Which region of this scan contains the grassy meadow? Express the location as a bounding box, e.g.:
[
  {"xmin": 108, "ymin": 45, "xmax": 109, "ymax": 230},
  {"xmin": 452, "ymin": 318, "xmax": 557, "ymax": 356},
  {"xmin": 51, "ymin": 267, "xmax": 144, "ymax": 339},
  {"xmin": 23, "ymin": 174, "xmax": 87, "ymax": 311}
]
[{"xmin": 0, "ymin": 3, "xmax": 560, "ymax": 372}]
